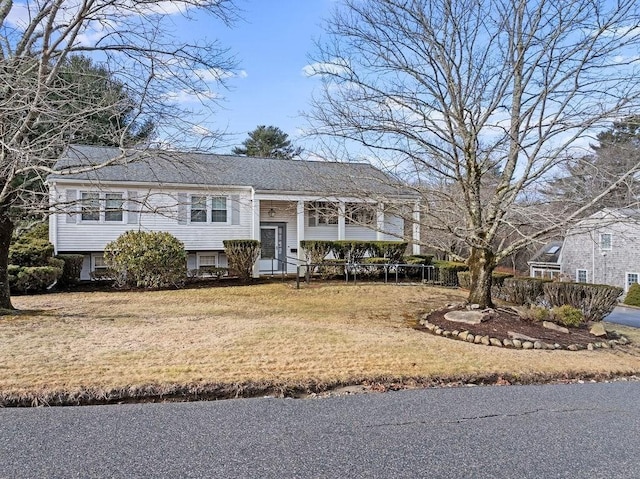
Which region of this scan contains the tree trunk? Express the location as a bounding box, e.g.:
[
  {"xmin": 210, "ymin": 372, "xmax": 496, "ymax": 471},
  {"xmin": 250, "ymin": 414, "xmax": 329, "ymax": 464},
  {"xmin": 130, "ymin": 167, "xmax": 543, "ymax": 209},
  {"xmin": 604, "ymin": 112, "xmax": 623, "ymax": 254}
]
[
  {"xmin": 0, "ymin": 210, "xmax": 14, "ymax": 310},
  {"xmin": 467, "ymin": 246, "xmax": 495, "ymax": 309}
]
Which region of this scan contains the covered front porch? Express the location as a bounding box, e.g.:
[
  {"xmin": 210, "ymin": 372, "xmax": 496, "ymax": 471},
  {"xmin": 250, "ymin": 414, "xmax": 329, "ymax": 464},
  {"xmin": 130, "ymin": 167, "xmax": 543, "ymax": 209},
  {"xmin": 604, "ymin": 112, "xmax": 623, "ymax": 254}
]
[{"xmin": 251, "ymin": 196, "xmax": 421, "ymax": 276}]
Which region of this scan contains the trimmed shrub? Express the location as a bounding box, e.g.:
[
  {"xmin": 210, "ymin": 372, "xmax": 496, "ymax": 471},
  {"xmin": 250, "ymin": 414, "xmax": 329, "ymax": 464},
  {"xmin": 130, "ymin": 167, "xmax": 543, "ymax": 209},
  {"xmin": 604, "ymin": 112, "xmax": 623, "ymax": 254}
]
[
  {"xmin": 55, "ymin": 254, "xmax": 85, "ymax": 287},
  {"xmin": 105, "ymin": 231, "xmax": 187, "ymax": 289},
  {"xmin": 300, "ymin": 240, "xmax": 334, "ymax": 264},
  {"xmin": 404, "ymin": 255, "xmax": 433, "ymax": 265},
  {"xmin": 318, "ymin": 258, "xmax": 346, "ymax": 279},
  {"xmin": 8, "ymin": 265, "xmax": 61, "ymax": 294},
  {"xmin": 330, "ymin": 240, "xmax": 371, "ymax": 263},
  {"xmin": 543, "ymin": 282, "xmax": 622, "ymax": 322},
  {"xmin": 433, "ymin": 260, "xmax": 468, "ymax": 287},
  {"xmin": 369, "ymin": 241, "xmax": 407, "ymax": 263},
  {"xmin": 458, "ymin": 271, "xmax": 513, "ymax": 293},
  {"xmin": 223, "ymin": 239, "xmax": 261, "ymax": 281},
  {"xmin": 9, "ymin": 238, "xmax": 54, "ymax": 266},
  {"xmin": 500, "ymin": 277, "xmax": 548, "ymax": 305},
  {"xmin": 624, "ymin": 283, "xmax": 640, "ymax": 307},
  {"xmin": 551, "ymin": 305, "xmax": 584, "ymax": 328}
]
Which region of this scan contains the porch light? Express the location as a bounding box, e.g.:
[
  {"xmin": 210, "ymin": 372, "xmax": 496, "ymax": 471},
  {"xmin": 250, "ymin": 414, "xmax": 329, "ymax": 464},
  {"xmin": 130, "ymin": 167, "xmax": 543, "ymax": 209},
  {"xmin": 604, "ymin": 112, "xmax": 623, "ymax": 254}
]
[{"xmin": 268, "ymin": 207, "xmax": 276, "ymax": 217}]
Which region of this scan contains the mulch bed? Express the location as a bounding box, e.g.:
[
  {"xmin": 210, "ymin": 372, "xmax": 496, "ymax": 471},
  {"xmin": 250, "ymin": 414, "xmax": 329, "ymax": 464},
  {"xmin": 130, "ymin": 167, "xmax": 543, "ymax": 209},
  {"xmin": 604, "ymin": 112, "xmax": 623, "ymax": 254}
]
[{"xmin": 420, "ymin": 307, "xmax": 616, "ymax": 348}]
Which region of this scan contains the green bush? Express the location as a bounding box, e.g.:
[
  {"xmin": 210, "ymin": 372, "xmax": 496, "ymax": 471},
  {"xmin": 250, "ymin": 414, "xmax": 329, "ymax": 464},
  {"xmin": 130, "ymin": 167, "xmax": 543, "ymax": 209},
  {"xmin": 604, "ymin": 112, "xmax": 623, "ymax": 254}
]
[
  {"xmin": 55, "ymin": 254, "xmax": 85, "ymax": 287},
  {"xmin": 520, "ymin": 305, "xmax": 552, "ymax": 323},
  {"xmin": 105, "ymin": 231, "xmax": 187, "ymax": 289},
  {"xmin": 624, "ymin": 283, "xmax": 640, "ymax": 307},
  {"xmin": 8, "ymin": 265, "xmax": 62, "ymax": 294},
  {"xmin": 551, "ymin": 305, "xmax": 584, "ymax": 328},
  {"xmin": 404, "ymin": 255, "xmax": 433, "ymax": 265},
  {"xmin": 369, "ymin": 241, "xmax": 407, "ymax": 263},
  {"xmin": 330, "ymin": 240, "xmax": 371, "ymax": 263},
  {"xmin": 223, "ymin": 239, "xmax": 261, "ymax": 281},
  {"xmin": 300, "ymin": 240, "xmax": 334, "ymax": 264},
  {"xmin": 543, "ymin": 282, "xmax": 622, "ymax": 322},
  {"xmin": 9, "ymin": 238, "xmax": 54, "ymax": 267},
  {"xmin": 433, "ymin": 260, "xmax": 468, "ymax": 287}
]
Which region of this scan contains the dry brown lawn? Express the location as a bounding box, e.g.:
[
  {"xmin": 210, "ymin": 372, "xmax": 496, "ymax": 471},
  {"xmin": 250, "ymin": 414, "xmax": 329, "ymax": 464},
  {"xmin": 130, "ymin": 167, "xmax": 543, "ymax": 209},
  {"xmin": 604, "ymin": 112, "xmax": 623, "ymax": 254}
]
[{"xmin": 2, "ymin": 282, "xmax": 640, "ymax": 404}]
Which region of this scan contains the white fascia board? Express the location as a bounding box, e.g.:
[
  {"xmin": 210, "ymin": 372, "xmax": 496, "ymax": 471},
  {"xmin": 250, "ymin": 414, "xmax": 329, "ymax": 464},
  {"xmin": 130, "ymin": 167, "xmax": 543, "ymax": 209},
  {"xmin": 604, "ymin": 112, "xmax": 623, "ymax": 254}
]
[{"xmin": 49, "ymin": 178, "xmax": 253, "ymax": 193}]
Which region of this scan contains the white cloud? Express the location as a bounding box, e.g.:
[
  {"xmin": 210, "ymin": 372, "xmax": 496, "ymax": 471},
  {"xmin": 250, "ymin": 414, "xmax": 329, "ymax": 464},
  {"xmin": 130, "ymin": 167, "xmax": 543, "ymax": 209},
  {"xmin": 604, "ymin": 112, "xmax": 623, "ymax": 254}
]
[
  {"xmin": 302, "ymin": 59, "xmax": 350, "ymax": 78},
  {"xmin": 193, "ymin": 68, "xmax": 248, "ymax": 82},
  {"xmin": 165, "ymin": 89, "xmax": 220, "ymax": 104}
]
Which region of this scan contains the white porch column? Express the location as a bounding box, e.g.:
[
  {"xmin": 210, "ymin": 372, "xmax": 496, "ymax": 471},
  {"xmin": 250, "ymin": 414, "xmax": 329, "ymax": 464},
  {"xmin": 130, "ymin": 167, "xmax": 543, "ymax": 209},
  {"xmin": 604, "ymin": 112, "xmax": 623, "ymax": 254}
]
[
  {"xmin": 338, "ymin": 201, "xmax": 346, "ymax": 240},
  {"xmin": 297, "ymin": 200, "xmax": 305, "ymax": 262},
  {"xmin": 252, "ymin": 197, "xmax": 261, "ymax": 278},
  {"xmin": 412, "ymin": 200, "xmax": 421, "ymax": 255},
  {"xmin": 376, "ymin": 203, "xmax": 385, "ymax": 241}
]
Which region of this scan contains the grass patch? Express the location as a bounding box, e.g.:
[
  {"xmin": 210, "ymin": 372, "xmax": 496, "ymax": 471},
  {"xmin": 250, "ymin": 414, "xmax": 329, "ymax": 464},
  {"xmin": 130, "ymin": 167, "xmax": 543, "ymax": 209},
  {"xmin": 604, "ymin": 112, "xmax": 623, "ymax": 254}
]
[{"xmin": 1, "ymin": 282, "xmax": 639, "ymax": 406}]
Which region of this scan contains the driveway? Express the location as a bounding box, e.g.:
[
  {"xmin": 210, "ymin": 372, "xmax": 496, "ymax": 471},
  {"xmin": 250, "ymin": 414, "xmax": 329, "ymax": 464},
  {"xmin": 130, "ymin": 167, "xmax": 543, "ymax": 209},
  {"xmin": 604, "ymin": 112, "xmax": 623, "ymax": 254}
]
[{"xmin": 604, "ymin": 305, "xmax": 640, "ymax": 328}]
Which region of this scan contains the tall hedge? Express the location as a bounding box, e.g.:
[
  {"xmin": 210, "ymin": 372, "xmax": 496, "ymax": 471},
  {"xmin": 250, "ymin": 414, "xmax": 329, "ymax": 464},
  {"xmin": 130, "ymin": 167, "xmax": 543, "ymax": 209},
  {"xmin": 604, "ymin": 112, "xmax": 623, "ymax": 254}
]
[
  {"xmin": 55, "ymin": 254, "xmax": 85, "ymax": 287},
  {"xmin": 223, "ymin": 239, "xmax": 261, "ymax": 281},
  {"xmin": 104, "ymin": 231, "xmax": 187, "ymax": 289},
  {"xmin": 543, "ymin": 282, "xmax": 622, "ymax": 322},
  {"xmin": 300, "ymin": 240, "xmax": 334, "ymax": 264},
  {"xmin": 500, "ymin": 277, "xmax": 548, "ymax": 305}
]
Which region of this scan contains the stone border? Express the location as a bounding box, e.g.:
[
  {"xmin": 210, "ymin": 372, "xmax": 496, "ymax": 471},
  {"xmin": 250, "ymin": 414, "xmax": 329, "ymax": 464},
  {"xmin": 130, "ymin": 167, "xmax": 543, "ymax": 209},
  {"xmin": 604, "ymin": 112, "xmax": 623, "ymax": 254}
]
[{"xmin": 418, "ymin": 318, "xmax": 629, "ymax": 351}]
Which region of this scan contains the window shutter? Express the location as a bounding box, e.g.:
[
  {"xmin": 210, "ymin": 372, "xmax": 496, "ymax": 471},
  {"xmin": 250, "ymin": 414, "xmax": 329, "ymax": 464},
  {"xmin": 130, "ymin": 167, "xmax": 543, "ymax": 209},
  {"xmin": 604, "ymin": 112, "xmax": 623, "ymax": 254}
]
[
  {"xmin": 231, "ymin": 195, "xmax": 240, "ymax": 225},
  {"xmin": 177, "ymin": 193, "xmax": 188, "ymax": 225},
  {"xmin": 127, "ymin": 191, "xmax": 140, "ymax": 225},
  {"xmin": 66, "ymin": 189, "xmax": 77, "ymax": 223}
]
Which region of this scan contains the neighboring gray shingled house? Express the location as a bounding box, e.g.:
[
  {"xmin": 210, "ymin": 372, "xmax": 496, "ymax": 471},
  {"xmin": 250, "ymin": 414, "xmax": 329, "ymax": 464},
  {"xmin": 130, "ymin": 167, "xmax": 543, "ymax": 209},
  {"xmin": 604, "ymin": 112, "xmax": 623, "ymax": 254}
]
[
  {"xmin": 527, "ymin": 241, "xmax": 562, "ymax": 279},
  {"xmin": 560, "ymin": 208, "xmax": 640, "ymax": 292},
  {"xmin": 48, "ymin": 145, "xmax": 420, "ymax": 279}
]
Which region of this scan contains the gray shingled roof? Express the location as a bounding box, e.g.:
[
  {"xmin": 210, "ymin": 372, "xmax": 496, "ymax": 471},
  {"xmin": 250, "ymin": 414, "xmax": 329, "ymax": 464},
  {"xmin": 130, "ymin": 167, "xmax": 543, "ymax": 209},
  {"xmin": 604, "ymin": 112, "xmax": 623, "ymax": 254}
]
[
  {"xmin": 50, "ymin": 144, "xmax": 414, "ymax": 197},
  {"xmin": 529, "ymin": 241, "xmax": 563, "ymax": 264}
]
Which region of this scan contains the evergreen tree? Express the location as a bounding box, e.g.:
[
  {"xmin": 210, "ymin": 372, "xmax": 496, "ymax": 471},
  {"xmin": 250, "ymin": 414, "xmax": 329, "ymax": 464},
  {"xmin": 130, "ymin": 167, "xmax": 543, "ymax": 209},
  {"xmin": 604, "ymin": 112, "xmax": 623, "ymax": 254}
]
[{"xmin": 233, "ymin": 125, "xmax": 302, "ymax": 159}]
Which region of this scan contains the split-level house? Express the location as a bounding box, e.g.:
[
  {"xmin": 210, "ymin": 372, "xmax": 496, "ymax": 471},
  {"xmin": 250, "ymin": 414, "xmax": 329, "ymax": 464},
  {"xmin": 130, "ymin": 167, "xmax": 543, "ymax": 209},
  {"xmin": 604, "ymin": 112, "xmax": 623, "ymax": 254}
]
[
  {"xmin": 560, "ymin": 208, "xmax": 640, "ymax": 292},
  {"xmin": 48, "ymin": 145, "xmax": 420, "ymax": 280}
]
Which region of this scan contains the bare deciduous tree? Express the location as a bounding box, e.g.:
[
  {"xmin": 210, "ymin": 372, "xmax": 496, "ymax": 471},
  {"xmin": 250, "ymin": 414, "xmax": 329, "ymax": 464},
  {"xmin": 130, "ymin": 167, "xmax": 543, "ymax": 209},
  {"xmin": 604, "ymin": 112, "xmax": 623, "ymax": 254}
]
[
  {"xmin": 0, "ymin": 0, "xmax": 237, "ymax": 309},
  {"xmin": 307, "ymin": 0, "xmax": 640, "ymax": 307}
]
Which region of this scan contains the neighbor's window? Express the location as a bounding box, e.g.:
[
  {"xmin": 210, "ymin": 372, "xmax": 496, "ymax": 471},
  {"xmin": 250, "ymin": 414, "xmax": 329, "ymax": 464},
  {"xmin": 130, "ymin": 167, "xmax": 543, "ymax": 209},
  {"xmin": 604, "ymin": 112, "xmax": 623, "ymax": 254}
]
[
  {"xmin": 80, "ymin": 192, "xmax": 100, "ymax": 221},
  {"xmin": 211, "ymin": 197, "xmax": 228, "ymax": 223},
  {"xmin": 576, "ymin": 269, "xmax": 588, "ymax": 283},
  {"xmin": 345, "ymin": 203, "xmax": 375, "ymax": 225},
  {"xmin": 599, "ymin": 233, "xmax": 612, "ymax": 251},
  {"xmin": 197, "ymin": 254, "xmax": 217, "ymax": 268},
  {"xmin": 627, "ymin": 273, "xmax": 639, "ymax": 290},
  {"xmin": 93, "ymin": 254, "xmax": 108, "ymax": 272},
  {"xmin": 104, "ymin": 193, "xmax": 124, "ymax": 222},
  {"xmin": 190, "ymin": 195, "xmax": 207, "ymax": 223}
]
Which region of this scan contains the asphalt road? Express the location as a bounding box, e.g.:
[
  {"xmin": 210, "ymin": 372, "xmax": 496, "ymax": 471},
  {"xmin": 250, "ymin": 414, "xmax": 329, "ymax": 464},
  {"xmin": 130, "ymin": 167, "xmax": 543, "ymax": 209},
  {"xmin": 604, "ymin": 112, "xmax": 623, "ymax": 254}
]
[
  {"xmin": 604, "ymin": 305, "xmax": 640, "ymax": 328},
  {"xmin": 2, "ymin": 382, "xmax": 640, "ymax": 478}
]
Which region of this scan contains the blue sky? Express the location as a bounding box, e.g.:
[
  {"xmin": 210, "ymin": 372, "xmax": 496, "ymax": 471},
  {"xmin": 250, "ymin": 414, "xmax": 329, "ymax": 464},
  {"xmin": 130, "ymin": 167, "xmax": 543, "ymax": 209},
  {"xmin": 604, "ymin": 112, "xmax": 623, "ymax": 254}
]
[{"xmin": 195, "ymin": 0, "xmax": 334, "ymax": 154}]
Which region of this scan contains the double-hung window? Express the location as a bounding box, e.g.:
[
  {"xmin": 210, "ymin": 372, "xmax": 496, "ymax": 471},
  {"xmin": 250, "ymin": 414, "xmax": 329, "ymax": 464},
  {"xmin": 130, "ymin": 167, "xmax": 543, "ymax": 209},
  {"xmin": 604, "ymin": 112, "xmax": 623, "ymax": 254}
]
[
  {"xmin": 309, "ymin": 201, "xmax": 338, "ymax": 226},
  {"xmin": 211, "ymin": 197, "xmax": 228, "ymax": 223},
  {"xmin": 576, "ymin": 269, "xmax": 588, "ymax": 283},
  {"xmin": 189, "ymin": 195, "xmax": 228, "ymax": 223},
  {"xmin": 80, "ymin": 191, "xmax": 123, "ymax": 222},
  {"xmin": 345, "ymin": 203, "xmax": 375, "ymax": 225},
  {"xmin": 599, "ymin": 233, "xmax": 612, "ymax": 251},
  {"xmin": 191, "ymin": 196, "xmax": 207, "ymax": 223}
]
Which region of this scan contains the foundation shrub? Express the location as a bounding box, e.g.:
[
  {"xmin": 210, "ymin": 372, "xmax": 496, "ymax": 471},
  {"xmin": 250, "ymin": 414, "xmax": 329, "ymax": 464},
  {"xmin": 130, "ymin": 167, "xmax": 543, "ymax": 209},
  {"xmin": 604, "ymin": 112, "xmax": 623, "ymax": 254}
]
[
  {"xmin": 8, "ymin": 265, "xmax": 62, "ymax": 293},
  {"xmin": 369, "ymin": 241, "xmax": 407, "ymax": 263},
  {"xmin": 543, "ymin": 282, "xmax": 622, "ymax": 322},
  {"xmin": 55, "ymin": 254, "xmax": 85, "ymax": 286},
  {"xmin": 300, "ymin": 240, "xmax": 334, "ymax": 265},
  {"xmin": 624, "ymin": 283, "xmax": 640, "ymax": 307},
  {"xmin": 105, "ymin": 231, "xmax": 187, "ymax": 289},
  {"xmin": 223, "ymin": 239, "xmax": 261, "ymax": 281}
]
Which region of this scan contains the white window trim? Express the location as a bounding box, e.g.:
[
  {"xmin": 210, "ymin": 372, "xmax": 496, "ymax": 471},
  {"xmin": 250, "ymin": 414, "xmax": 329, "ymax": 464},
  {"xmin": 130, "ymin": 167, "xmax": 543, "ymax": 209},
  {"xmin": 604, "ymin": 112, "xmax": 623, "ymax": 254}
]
[
  {"xmin": 196, "ymin": 252, "xmax": 219, "ymax": 269},
  {"xmin": 625, "ymin": 272, "xmax": 639, "ymax": 292},
  {"xmin": 599, "ymin": 233, "xmax": 612, "ymax": 251},
  {"xmin": 576, "ymin": 269, "xmax": 588, "ymax": 283},
  {"xmin": 189, "ymin": 195, "xmax": 231, "ymax": 225},
  {"xmin": 91, "ymin": 253, "xmax": 108, "ymax": 272},
  {"xmin": 79, "ymin": 191, "xmax": 125, "ymax": 224},
  {"xmin": 345, "ymin": 203, "xmax": 376, "ymax": 226},
  {"xmin": 308, "ymin": 201, "xmax": 339, "ymax": 226}
]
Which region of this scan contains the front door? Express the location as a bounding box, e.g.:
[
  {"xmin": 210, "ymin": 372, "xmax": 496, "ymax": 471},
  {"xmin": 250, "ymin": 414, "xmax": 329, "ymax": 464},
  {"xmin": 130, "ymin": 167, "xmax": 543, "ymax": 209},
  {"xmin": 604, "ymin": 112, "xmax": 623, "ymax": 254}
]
[{"xmin": 259, "ymin": 226, "xmax": 280, "ymax": 272}]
